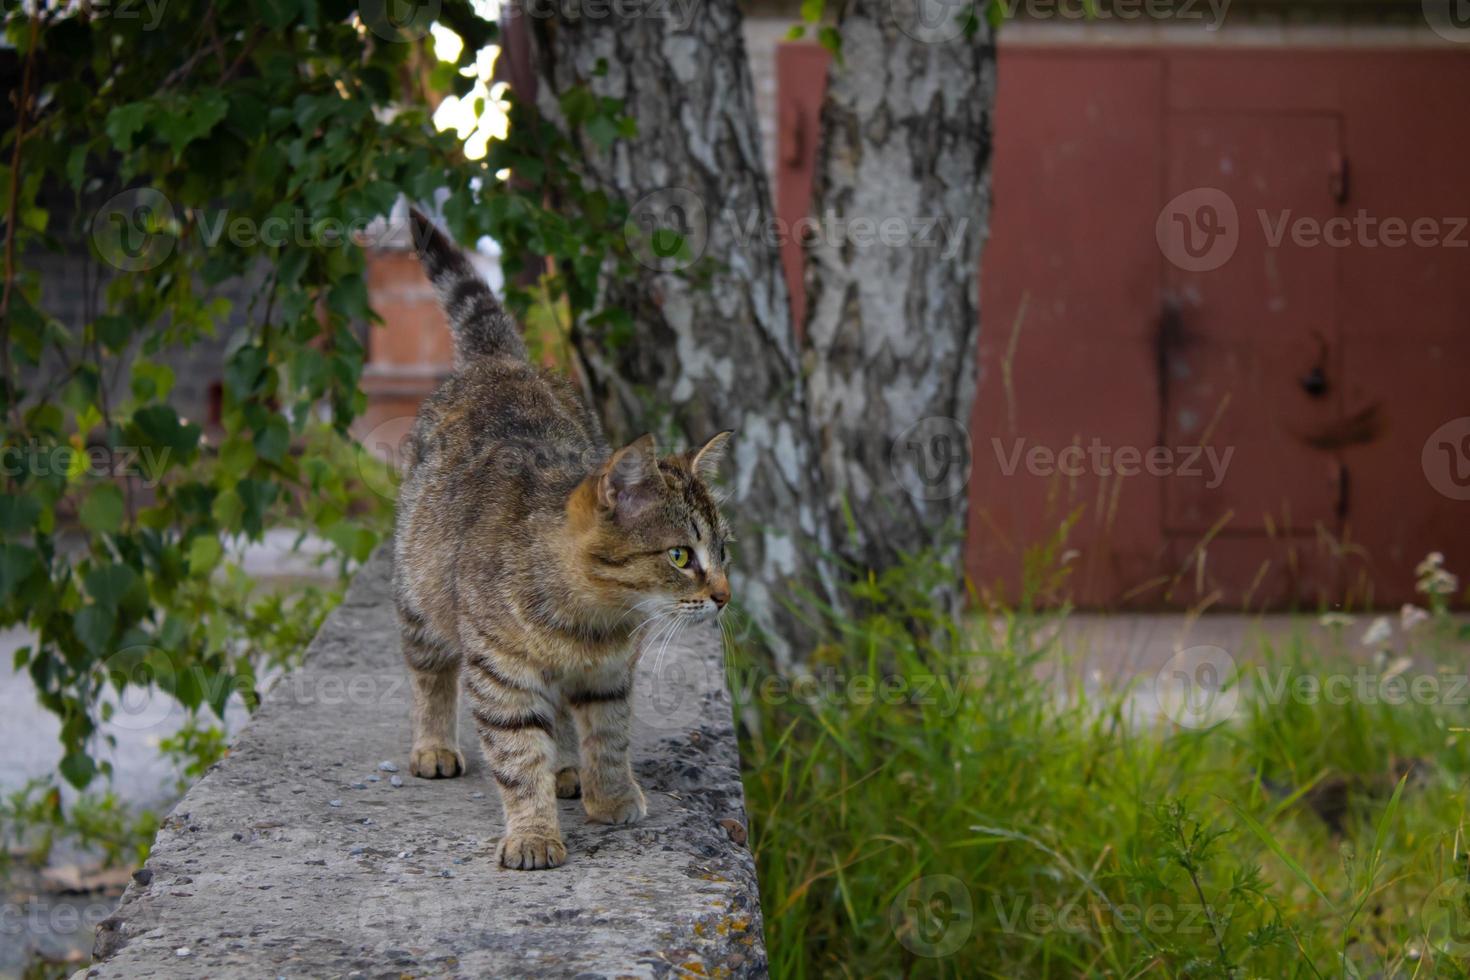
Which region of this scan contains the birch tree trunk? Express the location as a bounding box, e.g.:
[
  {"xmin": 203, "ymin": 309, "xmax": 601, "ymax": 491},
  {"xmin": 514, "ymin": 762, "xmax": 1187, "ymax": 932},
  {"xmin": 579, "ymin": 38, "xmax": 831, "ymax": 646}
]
[
  {"xmin": 803, "ymin": 0, "xmax": 996, "ymax": 586},
  {"xmin": 523, "ymin": 0, "xmax": 996, "ymax": 653},
  {"xmin": 524, "ymin": 1, "xmax": 834, "ymax": 663}
]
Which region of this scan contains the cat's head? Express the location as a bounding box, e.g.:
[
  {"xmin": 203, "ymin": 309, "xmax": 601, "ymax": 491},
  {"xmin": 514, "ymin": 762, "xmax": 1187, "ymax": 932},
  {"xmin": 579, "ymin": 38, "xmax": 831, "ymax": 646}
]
[{"xmin": 570, "ymin": 431, "xmax": 734, "ymax": 625}]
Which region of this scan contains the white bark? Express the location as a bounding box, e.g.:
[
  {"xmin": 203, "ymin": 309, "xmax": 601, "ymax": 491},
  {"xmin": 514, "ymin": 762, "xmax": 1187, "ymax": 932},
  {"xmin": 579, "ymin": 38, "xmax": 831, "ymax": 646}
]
[
  {"xmin": 804, "ymin": 0, "xmax": 996, "ymax": 583},
  {"xmin": 526, "ymin": 1, "xmax": 835, "ymax": 663},
  {"xmin": 525, "ymin": 0, "xmax": 997, "ymax": 654}
]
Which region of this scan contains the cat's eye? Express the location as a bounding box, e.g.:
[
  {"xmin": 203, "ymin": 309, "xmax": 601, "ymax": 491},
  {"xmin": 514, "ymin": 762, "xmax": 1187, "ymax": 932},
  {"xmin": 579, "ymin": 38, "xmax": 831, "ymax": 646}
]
[{"xmin": 668, "ymin": 546, "xmax": 692, "ymax": 569}]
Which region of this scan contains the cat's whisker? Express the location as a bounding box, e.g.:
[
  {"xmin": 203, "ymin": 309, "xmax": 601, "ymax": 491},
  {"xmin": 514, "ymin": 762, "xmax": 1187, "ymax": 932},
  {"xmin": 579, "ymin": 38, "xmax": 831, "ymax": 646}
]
[
  {"xmin": 653, "ymin": 615, "xmax": 687, "ymax": 675},
  {"xmin": 632, "ymin": 609, "xmax": 676, "ymax": 647},
  {"xmin": 615, "ymin": 596, "xmax": 664, "ymax": 627},
  {"xmin": 630, "ymin": 610, "xmax": 675, "ymax": 645},
  {"xmin": 642, "ymin": 615, "xmax": 684, "ymax": 673}
]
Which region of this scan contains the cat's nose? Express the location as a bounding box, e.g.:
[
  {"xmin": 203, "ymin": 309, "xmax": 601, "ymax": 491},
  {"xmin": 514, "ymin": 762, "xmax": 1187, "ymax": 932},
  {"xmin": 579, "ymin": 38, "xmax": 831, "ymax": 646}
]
[{"xmin": 709, "ymin": 587, "xmax": 730, "ymax": 609}]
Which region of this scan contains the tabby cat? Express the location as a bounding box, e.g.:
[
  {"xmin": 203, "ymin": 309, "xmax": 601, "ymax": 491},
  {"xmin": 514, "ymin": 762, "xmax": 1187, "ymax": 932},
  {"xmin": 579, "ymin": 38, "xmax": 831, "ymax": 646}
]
[{"xmin": 393, "ymin": 208, "xmax": 733, "ymax": 869}]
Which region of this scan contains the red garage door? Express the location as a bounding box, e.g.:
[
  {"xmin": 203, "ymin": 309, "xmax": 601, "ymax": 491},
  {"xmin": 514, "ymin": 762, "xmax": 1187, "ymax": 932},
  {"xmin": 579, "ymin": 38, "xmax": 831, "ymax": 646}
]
[{"xmin": 776, "ymin": 43, "xmax": 1470, "ymax": 610}]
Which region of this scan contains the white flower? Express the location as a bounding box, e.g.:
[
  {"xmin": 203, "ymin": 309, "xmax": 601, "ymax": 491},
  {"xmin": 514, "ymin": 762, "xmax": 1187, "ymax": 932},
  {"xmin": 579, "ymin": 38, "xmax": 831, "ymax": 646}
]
[
  {"xmin": 1418, "ymin": 569, "xmax": 1460, "ymax": 598},
  {"xmin": 1319, "ymin": 612, "xmax": 1355, "ymax": 629},
  {"xmin": 1360, "ymin": 616, "xmax": 1392, "ymax": 648},
  {"xmin": 1400, "ymin": 604, "xmax": 1431, "ymax": 632},
  {"xmin": 1416, "ymin": 552, "xmax": 1445, "ymax": 578}
]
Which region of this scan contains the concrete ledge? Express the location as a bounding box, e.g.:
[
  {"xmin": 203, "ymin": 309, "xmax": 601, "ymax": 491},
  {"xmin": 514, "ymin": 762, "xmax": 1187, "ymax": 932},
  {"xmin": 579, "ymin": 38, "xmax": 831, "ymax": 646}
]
[{"xmin": 81, "ymin": 550, "xmax": 766, "ymax": 978}]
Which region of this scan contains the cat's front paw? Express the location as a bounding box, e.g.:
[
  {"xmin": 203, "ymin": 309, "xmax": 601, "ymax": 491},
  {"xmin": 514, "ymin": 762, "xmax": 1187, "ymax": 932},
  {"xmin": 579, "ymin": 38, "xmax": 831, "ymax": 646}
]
[
  {"xmin": 497, "ymin": 831, "xmax": 567, "ymax": 870},
  {"xmin": 409, "ymin": 744, "xmax": 465, "ymax": 779},
  {"xmin": 583, "ymin": 782, "xmax": 647, "ymax": 825}
]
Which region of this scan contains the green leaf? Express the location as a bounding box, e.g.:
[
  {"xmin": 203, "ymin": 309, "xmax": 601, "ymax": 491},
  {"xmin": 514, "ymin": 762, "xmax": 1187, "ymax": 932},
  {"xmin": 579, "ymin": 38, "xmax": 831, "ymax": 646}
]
[
  {"xmin": 187, "ymin": 536, "xmax": 223, "ymax": 575},
  {"xmin": 224, "ymin": 345, "xmax": 268, "ymax": 401},
  {"xmin": 154, "ymin": 90, "xmax": 230, "ymax": 156},
  {"xmin": 84, "ymin": 563, "xmax": 145, "ymax": 613},
  {"xmin": 226, "ymin": 92, "xmax": 270, "ymax": 140},
  {"xmin": 0, "ymin": 495, "xmax": 42, "ymax": 536},
  {"xmin": 130, "ymin": 404, "xmax": 202, "ymax": 459},
  {"xmin": 254, "ymin": 415, "xmax": 291, "ymax": 464},
  {"xmin": 104, "ymin": 102, "xmax": 153, "ymax": 151},
  {"xmin": 288, "ymin": 347, "xmax": 327, "ymax": 396},
  {"xmin": 211, "ymin": 489, "xmax": 244, "ymax": 531},
  {"xmin": 817, "ymin": 26, "xmax": 842, "ymax": 56},
  {"xmin": 235, "ymin": 479, "xmax": 279, "ymax": 538},
  {"xmin": 0, "ymin": 543, "xmax": 40, "ymax": 599},
  {"xmin": 326, "ymin": 274, "xmax": 372, "ymax": 322},
  {"xmin": 73, "ymin": 604, "xmax": 115, "ymax": 657},
  {"xmin": 59, "ymin": 750, "xmax": 97, "ymax": 790},
  {"xmin": 585, "ymin": 114, "xmax": 621, "ymax": 151},
  {"xmin": 130, "ymin": 361, "xmax": 175, "ymax": 402},
  {"xmin": 66, "ymin": 144, "xmax": 89, "ymax": 189},
  {"xmin": 79, "ymin": 484, "xmax": 125, "ymax": 534},
  {"xmin": 218, "ymin": 438, "xmax": 257, "ymax": 478},
  {"xmin": 93, "ymin": 314, "xmax": 133, "ymax": 353}
]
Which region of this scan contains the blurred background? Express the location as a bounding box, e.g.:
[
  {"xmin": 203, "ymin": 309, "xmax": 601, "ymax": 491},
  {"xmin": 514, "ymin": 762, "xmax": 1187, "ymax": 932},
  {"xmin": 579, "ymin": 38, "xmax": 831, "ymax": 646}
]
[{"xmin": 2, "ymin": 0, "xmax": 1468, "ymax": 974}]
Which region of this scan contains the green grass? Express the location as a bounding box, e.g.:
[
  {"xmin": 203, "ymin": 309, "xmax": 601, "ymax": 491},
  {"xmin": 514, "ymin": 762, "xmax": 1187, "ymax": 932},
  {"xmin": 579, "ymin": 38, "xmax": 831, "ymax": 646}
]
[{"xmin": 731, "ymin": 554, "xmax": 1470, "ymax": 978}]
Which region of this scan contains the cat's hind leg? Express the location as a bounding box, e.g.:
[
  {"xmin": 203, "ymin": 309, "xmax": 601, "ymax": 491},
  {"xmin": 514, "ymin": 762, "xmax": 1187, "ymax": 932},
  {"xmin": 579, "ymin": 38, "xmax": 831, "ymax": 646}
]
[
  {"xmin": 398, "ymin": 605, "xmax": 465, "ymax": 779},
  {"xmin": 554, "ymin": 697, "xmax": 581, "ymax": 799}
]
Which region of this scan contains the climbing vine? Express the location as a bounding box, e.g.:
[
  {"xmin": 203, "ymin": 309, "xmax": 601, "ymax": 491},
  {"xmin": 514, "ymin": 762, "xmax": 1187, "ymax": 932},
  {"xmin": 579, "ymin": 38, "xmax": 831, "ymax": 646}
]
[{"xmin": 0, "ymin": 0, "xmax": 636, "ymax": 835}]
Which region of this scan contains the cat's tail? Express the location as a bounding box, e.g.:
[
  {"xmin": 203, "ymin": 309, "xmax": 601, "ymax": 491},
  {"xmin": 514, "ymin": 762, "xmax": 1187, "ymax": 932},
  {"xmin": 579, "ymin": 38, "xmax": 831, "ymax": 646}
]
[{"xmin": 408, "ymin": 206, "xmax": 526, "ymax": 365}]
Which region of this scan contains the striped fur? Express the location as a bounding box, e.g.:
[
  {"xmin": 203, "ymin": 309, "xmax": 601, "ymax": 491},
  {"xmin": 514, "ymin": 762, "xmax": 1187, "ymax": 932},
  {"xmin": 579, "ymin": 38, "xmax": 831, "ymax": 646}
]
[
  {"xmin": 393, "ymin": 209, "xmax": 735, "ymax": 869},
  {"xmin": 408, "ymin": 207, "xmax": 527, "ymax": 365}
]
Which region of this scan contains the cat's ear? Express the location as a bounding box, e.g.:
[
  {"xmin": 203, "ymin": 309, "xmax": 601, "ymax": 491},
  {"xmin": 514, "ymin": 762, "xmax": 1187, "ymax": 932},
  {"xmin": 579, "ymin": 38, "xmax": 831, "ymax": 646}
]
[
  {"xmin": 598, "ymin": 434, "xmax": 662, "ymax": 519},
  {"xmin": 687, "ymin": 430, "xmax": 733, "ymax": 483}
]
